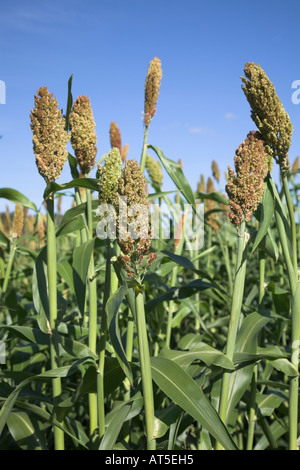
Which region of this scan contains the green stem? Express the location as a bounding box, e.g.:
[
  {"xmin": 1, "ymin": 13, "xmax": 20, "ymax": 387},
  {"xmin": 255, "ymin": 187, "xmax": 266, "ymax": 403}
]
[
  {"xmin": 140, "ymin": 127, "xmax": 149, "ymax": 174},
  {"xmin": 247, "ymin": 249, "xmax": 265, "ymax": 450},
  {"xmin": 47, "ymin": 197, "xmax": 64, "ymax": 451},
  {"xmin": 217, "ymin": 231, "xmax": 233, "ymax": 295},
  {"xmin": 97, "ymin": 241, "xmax": 111, "ymax": 438},
  {"xmin": 282, "ymin": 173, "xmax": 297, "ymax": 273},
  {"xmin": 135, "ymin": 289, "xmax": 156, "ymax": 450},
  {"xmin": 86, "ymin": 186, "xmax": 98, "ymax": 436},
  {"xmin": 274, "ymin": 177, "xmax": 299, "ymax": 449},
  {"xmin": 258, "ymin": 417, "xmax": 278, "ymax": 449},
  {"xmin": 215, "ymin": 220, "xmax": 247, "ymax": 450},
  {"xmin": 165, "ymin": 266, "xmax": 178, "ymax": 349},
  {"xmin": 2, "ymin": 241, "xmax": 16, "ymax": 295}
]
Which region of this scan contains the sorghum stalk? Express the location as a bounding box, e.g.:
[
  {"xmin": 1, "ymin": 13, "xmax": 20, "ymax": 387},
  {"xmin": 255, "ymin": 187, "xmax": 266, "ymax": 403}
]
[
  {"xmin": 246, "ymin": 248, "xmax": 265, "ymax": 450},
  {"xmin": 97, "ymin": 149, "xmax": 123, "ymax": 437},
  {"xmin": 216, "ymin": 220, "xmax": 248, "ymax": 429},
  {"xmin": 70, "ymin": 95, "xmax": 98, "ymax": 435},
  {"xmin": 30, "ymin": 87, "xmax": 69, "ymax": 450},
  {"xmin": 47, "ymin": 197, "xmax": 64, "ymax": 450},
  {"xmin": 135, "ymin": 288, "xmax": 156, "ymax": 450},
  {"xmin": 97, "ymin": 240, "xmax": 111, "ymax": 437},
  {"xmin": 216, "ymin": 131, "xmax": 268, "ymax": 450},
  {"xmin": 242, "ymin": 63, "xmax": 299, "ymax": 448},
  {"xmin": 98, "ymin": 156, "xmax": 157, "ymax": 448},
  {"xmin": 86, "ymin": 184, "xmax": 98, "ymax": 435},
  {"xmin": 1, "ymin": 243, "xmax": 15, "ymax": 296}
]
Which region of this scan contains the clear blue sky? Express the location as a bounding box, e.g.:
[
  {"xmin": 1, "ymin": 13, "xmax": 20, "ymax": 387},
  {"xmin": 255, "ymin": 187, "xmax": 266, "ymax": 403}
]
[{"xmin": 1, "ymin": 0, "xmax": 300, "ymax": 212}]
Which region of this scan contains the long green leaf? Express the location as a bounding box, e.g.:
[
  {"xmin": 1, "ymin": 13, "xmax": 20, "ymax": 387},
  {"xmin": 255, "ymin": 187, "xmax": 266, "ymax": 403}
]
[
  {"xmin": 150, "ymin": 356, "xmax": 237, "ymax": 450},
  {"xmin": 99, "ymin": 404, "xmax": 131, "ymax": 450},
  {"xmin": 226, "ymin": 312, "xmax": 272, "ymax": 420},
  {"xmin": 252, "ymin": 177, "xmax": 275, "ymax": 254},
  {"xmin": 148, "ymin": 145, "xmax": 195, "ymax": 210},
  {"xmin": 0, "ymin": 188, "xmax": 37, "ymax": 211},
  {"xmin": 44, "ymin": 178, "xmax": 98, "ymax": 200}
]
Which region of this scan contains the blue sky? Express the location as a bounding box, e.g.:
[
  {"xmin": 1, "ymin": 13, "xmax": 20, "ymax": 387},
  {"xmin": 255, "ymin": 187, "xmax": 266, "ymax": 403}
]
[{"xmin": 1, "ymin": 0, "xmax": 300, "ymax": 212}]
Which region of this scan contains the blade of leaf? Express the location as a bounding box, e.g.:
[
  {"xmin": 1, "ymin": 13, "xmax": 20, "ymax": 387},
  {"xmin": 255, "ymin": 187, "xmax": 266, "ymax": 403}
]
[
  {"xmin": 148, "ymin": 145, "xmax": 195, "ymax": 210},
  {"xmin": 106, "ymin": 282, "xmax": 133, "ymax": 385},
  {"xmin": 150, "ymin": 356, "xmax": 237, "ymax": 450}
]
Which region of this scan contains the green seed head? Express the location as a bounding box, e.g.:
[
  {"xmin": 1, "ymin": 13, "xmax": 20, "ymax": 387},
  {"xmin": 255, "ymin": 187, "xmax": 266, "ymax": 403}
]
[
  {"xmin": 144, "ymin": 57, "xmax": 162, "ymax": 128},
  {"xmin": 98, "ymin": 148, "xmax": 123, "ymax": 205},
  {"xmin": 226, "ymin": 131, "xmax": 269, "ymax": 226},
  {"xmin": 145, "ymin": 154, "xmax": 163, "ymax": 187},
  {"xmin": 69, "ymin": 95, "xmax": 97, "ymax": 175},
  {"xmin": 241, "ymin": 62, "xmax": 292, "ymax": 172},
  {"xmin": 117, "ymin": 160, "xmax": 155, "ymax": 279},
  {"xmin": 30, "ymin": 87, "xmax": 69, "ymax": 183}
]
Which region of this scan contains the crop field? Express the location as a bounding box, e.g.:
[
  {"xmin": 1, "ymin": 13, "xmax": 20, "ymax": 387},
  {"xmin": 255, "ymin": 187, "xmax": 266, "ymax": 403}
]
[{"xmin": 0, "ymin": 57, "xmax": 299, "ymax": 452}]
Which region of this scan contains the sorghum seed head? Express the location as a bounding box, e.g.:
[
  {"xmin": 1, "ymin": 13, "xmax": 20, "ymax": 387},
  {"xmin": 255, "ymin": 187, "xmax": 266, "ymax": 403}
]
[
  {"xmin": 241, "ymin": 62, "xmax": 292, "ymax": 172},
  {"xmin": 212, "ymin": 160, "xmax": 220, "ymax": 182},
  {"xmin": 69, "ymin": 95, "xmax": 97, "ymax": 175},
  {"xmin": 206, "ymin": 177, "xmax": 215, "ymax": 194},
  {"xmin": 109, "ymin": 121, "xmax": 122, "ymax": 156},
  {"xmin": 292, "ymin": 156, "xmax": 299, "ymax": 172},
  {"xmin": 197, "ymin": 174, "xmax": 205, "ymax": 194},
  {"xmin": 98, "ymin": 148, "xmax": 123, "ymax": 205},
  {"xmin": 30, "ymin": 87, "xmax": 69, "ymax": 183},
  {"xmin": 12, "ymin": 204, "xmax": 23, "ymax": 239},
  {"xmin": 206, "ymin": 178, "xmax": 219, "ymax": 231},
  {"xmin": 116, "ymin": 160, "xmax": 154, "ymax": 279},
  {"xmin": 121, "ymin": 144, "xmax": 129, "ymax": 163},
  {"xmin": 226, "ymin": 131, "xmax": 268, "ymax": 226},
  {"xmin": 145, "ymin": 154, "xmax": 163, "ymax": 187},
  {"xmin": 144, "ymin": 57, "xmax": 162, "ymax": 128}
]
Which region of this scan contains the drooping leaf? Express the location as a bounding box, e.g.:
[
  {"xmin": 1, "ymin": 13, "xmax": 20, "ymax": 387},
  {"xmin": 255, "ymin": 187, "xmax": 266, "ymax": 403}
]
[
  {"xmin": 150, "ymin": 356, "xmax": 237, "ymax": 450},
  {"xmin": 0, "ymin": 188, "xmax": 37, "ymax": 211},
  {"xmin": 148, "ymin": 145, "xmax": 195, "ymax": 210},
  {"xmin": 43, "ymin": 178, "xmax": 98, "ymax": 200}
]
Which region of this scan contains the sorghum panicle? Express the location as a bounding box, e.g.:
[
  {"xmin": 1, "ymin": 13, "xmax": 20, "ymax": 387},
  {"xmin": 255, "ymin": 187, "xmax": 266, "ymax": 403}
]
[
  {"xmin": 30, "ymin": 87, "xmax": 69, "ymax": 183},
  {"xmin": 292, "ymin": 156, "xmax": 299, "ymax": 173},
  {"xmin": 197, "ymin": 174, "xmax": 205, "ymax": 194},
  {"xmin": 69, "ymin": 95, "xmax": 97, "ymax": 175},
  {"xmin": 145, "ymin": 154, "xmax": 163, "ymax": 187},
  {"xmin": 11, "ymin": 204, "xmax": 24, "ymax": 240},
  {"xmin": 226, "ymin": 131, "xmax": 268, "ymax": 226},
  {"xmin": 109, "ymin": 122, "xmax": 122, "ymax": 155},
  {"xmin": 212, "ymin": 160, "xmax": 220, "ymax": 183},
  {"xmin": 144, "ymin": 57, "xmax": 162, "ymax": 128},
  {"xmin": 121, "ymin": 143, "xmax": 129, "ymax": 163},
  {"xmin": 98, "ymin": 148, "xmax": 122, "ymax": 205},
  {"xmin": 241, "ymin": 62, "xmax": 292, "ymax": 172},
  {"xmin": 117, "ymin": 160, "xmax": 156, "ymax": 278},
  {"xmin": 206, "ymin": 177, "xmax": 219, "ymax": 231}
]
